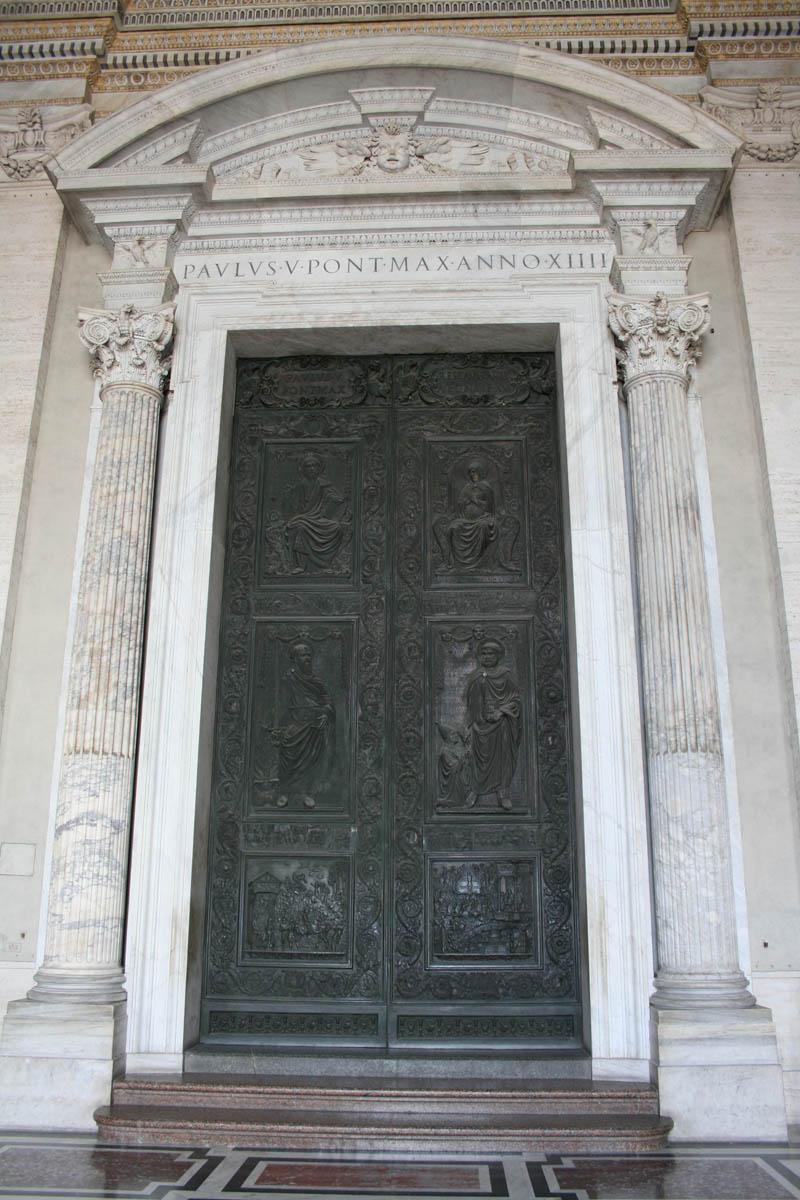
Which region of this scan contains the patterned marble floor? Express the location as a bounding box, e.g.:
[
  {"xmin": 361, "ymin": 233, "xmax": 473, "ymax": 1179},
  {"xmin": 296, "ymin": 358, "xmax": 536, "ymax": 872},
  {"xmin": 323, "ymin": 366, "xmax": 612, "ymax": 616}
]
[{"xmin": 0, "ymin": 1134, "xmax": 799, "ymax": 1200}]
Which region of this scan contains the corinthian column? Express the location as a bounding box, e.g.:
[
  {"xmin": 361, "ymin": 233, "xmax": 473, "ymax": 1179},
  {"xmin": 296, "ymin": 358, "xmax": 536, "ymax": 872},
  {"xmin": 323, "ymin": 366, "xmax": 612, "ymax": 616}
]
[
  {"xmin": 608, "ymin": 292, "xmax": 753, "ymax": 1010},
  {"xmin": 29, "ymin": 302, "xmax": 174, "ymax": 1004}
]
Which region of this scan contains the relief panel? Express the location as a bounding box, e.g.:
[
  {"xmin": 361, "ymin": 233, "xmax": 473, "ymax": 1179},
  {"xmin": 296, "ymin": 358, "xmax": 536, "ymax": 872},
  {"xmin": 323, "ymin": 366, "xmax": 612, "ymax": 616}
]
[
  {"xmin": 257, "ymin": 441, "xmax": 358, "ymax": 586},
  {"xmin": 428, "ymin": 855, "xmax": 542, "ymax": 967},
  {"xmin": 429, "ymin": 621, "xmax": 534, "ymax": 818},
  {"xmin": 242, "ymin": 854, "xmax": 353, "ymax": 964},
  {"xmin": 248, "ymin": 620, "xmax": 355, "ymax": 816},
  {"xmin": 426, "ymin": 439, "xmax": 529, "ymax": 588}
]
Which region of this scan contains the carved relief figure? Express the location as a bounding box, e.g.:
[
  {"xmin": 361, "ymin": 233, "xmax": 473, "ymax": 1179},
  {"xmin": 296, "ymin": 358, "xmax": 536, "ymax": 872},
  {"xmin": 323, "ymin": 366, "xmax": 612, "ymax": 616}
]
[
  {"xmin": 283, "ymin": 452, "xmax": 351, "ymax": 573},
  {"xmin": 432, "ymin": 859, "xmax": 534, "ymax": 958},
  {"xmin": 438, "ymin": 639, "xmax": 522, "ymax": 811},
  {"xmin": 433, "ymin": 458, "xmax": 519, "ymax": 573},
  {"xmin": 270, "ymin": 641, "xmax": 335, "ymax": 806},
  {"xmin": 247, "ymin": 859, "xmax": 347, "ymax": 957},
  {"xmin": 465, "ymin": 640, "xmax": 522, "ymax": 810}
]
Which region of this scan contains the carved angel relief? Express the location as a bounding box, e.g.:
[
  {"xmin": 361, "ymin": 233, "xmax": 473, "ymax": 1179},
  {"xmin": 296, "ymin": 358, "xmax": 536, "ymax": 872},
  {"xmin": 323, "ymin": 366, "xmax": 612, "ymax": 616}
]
[{"xmin": 224, "ymin": 116, "xmax": 562, "ymax": 185}]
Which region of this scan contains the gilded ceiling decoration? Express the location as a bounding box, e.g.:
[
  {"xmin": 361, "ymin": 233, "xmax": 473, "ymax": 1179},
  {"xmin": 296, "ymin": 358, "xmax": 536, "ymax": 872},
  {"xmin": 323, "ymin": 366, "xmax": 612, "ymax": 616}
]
[{"xmin": 0, "ymin": 0, "xmax": 797, "ymax": 107}]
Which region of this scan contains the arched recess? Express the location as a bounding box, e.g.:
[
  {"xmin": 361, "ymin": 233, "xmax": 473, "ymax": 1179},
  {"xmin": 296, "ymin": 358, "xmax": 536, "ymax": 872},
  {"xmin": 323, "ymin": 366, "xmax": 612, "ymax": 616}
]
[{"xmin": 47, "ymin": 36, "xmax": 742, "ymax": 1078}]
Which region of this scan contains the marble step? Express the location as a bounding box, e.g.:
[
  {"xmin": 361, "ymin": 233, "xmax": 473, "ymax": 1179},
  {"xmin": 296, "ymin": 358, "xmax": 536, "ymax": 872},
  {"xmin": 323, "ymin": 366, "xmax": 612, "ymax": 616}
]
[
  {"xmin": 183, "ymin": 1045, "xmax": 592, "ymax": 1079},
  {"xmin": 95, "ymin": 1100, "xmax": 673, "ymax": 1152},
  {"xmin": 110, "ymin": 1073, "xmax": 660, "ymax": 1117}
]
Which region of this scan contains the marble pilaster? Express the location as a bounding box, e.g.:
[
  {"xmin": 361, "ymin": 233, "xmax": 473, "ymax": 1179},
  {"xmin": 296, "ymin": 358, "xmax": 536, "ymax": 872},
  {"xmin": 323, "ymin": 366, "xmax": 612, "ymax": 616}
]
[
  {"xmin": 608, "ymin": 291, "xmax": 752, "ymax": 1010},
  {"xmin": 28, "ymin": 303, "xmax": 174, "ymax": 1004},
  {"xmin": 609, "ymin": 290, "xmax": 787, "ymax": 1138},
  {"xmin": 0, "ymin": 300, "xmax": 174, "ymax": 1128}
]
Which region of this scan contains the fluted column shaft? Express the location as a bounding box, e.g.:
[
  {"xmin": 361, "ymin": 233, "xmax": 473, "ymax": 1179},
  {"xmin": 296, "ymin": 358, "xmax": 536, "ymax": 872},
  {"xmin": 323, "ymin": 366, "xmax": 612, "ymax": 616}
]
[
  {"xmin": 608, "ymin": 292, "xmax": 753, "ymax": 1009},
  {"xmin": 30, "ymin": 303, "xmax": 174, "ymax": 1003}
]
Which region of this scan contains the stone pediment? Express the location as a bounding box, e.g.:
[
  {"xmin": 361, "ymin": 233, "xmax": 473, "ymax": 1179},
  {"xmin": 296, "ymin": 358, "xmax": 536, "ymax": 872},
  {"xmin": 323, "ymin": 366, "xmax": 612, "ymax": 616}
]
[{"xmin": 46, "ymin": 36, "xmax": 743, "ymax": 259}]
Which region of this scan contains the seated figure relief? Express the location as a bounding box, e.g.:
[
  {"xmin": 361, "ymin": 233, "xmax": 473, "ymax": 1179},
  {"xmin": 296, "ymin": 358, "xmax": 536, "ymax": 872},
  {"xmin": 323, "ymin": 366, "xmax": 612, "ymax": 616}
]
[
  {"xmin": 432, "ymin": 458, "xmax": 519, "ymax": 574},
  {"xmin": 265, "ymin": 451, "xmax": 351, "ymax": 576}
]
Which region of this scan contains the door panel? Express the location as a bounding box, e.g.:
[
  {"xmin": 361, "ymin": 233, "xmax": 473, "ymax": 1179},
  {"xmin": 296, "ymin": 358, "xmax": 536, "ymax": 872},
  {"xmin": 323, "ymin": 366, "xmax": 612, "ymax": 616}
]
[{"xmin": 201, "ymin": 353, "xmax": 582, "ymax": 1052}]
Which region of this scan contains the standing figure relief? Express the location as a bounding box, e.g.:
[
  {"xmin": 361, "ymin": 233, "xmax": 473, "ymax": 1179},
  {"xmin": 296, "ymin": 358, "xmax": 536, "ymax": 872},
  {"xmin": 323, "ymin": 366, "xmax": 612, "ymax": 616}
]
[
  {"xmin": 438, "ymin": 639, "xmax": 522, "ymax": 812},
  {"xmin": 270, "ymin": 641, "xmax": 335, "ymax": 808}
]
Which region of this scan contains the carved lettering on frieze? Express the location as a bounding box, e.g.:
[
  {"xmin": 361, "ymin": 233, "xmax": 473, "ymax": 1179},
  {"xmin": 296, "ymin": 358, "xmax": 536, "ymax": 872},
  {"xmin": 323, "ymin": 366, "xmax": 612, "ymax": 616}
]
[{"xmin": 0, "ymin": 104, "xmax": 92, "ymax": 180}]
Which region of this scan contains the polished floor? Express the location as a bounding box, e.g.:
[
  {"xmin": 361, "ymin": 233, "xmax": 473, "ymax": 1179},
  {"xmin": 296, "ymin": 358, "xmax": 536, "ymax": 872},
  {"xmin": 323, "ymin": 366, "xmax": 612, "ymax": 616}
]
[{"xmin": 0, "ymin": 1134, "xmax": 799, "ymax": 1200}]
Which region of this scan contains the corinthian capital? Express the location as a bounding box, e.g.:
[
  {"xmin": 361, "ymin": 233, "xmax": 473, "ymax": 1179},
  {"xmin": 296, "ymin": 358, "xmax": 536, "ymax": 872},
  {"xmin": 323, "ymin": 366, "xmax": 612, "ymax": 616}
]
[
  {"xmin": 607, "ymin": 292, "xmax": 710, "ymax": 388},
  {"xmin": 78, "ymin": 303, "xmax": 176, "ymax": 396}
]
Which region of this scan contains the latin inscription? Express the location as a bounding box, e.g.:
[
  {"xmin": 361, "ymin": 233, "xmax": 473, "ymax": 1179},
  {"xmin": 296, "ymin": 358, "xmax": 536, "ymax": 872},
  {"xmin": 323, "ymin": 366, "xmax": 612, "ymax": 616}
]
[{"xmin": 180, "ymin": 247, "xmax": 611, "ymax": 284}]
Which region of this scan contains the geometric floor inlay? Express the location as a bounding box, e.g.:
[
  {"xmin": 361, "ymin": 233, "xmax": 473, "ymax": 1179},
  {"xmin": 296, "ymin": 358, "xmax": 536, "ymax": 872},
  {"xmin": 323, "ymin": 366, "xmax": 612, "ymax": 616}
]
[{"xmin": 0, "ymin": 1135, "xmax": 798, "ymax": 1200}]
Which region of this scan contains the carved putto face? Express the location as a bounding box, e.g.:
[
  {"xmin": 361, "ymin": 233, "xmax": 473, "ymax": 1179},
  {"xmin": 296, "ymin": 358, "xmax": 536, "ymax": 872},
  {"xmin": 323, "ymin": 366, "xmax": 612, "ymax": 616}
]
[{"xmin": 374, "ymin": 124, "xmax": 412, "ymax": 172}]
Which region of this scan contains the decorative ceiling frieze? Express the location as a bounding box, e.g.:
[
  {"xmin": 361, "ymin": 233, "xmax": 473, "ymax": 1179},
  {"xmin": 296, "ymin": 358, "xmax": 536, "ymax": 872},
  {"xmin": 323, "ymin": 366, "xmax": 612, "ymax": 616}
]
[{"xmin": 0, "ymin": 0, "xmax": 797, "ymax": 101}]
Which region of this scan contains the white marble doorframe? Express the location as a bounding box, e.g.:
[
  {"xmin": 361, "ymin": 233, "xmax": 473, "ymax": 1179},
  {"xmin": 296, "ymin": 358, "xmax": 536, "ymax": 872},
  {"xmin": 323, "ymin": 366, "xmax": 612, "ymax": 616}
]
[{"xmin": 124, "ymin": 276, "xmax": 654, "ymax": 1080}]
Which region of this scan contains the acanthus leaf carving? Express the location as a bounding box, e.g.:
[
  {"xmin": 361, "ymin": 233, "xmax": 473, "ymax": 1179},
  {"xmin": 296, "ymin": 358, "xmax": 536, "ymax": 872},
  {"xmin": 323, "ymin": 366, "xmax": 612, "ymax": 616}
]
[
  {"xmin": 77, "ymin": 302, "xmax": 175, "ymax": 396},
  {"xmin": 607, "ymin": 291, "xmax": 711, "ymax": 386}
]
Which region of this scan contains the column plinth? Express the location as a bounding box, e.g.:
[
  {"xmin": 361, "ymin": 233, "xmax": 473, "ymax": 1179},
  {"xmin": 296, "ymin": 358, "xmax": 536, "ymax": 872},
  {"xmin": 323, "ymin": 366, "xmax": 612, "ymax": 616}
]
[{"xmin": 608, "ymin": 292, "xmax": 753, "ymax": 1012}]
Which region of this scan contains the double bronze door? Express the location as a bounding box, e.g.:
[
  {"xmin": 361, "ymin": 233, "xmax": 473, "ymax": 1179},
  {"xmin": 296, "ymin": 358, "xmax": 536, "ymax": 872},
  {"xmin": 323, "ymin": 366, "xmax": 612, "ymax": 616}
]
[{"xmin": 202, "ymin": 353, "xmax": 582, "ymax": 1052}]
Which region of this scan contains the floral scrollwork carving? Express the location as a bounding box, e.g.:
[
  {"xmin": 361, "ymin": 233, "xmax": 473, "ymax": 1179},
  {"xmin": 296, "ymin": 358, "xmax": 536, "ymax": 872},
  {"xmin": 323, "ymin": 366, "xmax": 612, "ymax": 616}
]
[
  {"xmin": 607, "ymin": 291, "xmax": 711, "ymax": 387},
  {"xmin": 78, "ymin": 302, "xmax": 176, "ymax": 397}
]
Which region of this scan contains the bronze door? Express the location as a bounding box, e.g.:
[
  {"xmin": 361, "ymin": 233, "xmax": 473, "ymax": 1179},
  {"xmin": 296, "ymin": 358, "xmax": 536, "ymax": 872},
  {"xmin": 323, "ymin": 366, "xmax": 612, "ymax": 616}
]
[{"xmin": 201, "ymin": 354, "xmax": 582, "ymax": 1052}]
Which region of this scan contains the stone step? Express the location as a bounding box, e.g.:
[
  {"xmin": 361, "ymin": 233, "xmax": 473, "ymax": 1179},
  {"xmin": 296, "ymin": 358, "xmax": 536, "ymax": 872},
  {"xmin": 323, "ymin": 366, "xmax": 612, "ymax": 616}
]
[
  {"xmin": 183, "ymin": 1045, "xmax": 592, "ymax": 1079},
  {"xmin": 111, "ymin": 1073, "xmax": 660, "ymax": 1116},
  {"xmin": 95, "ymin": 1101, "xmax": 672, "ymax": 1153}
]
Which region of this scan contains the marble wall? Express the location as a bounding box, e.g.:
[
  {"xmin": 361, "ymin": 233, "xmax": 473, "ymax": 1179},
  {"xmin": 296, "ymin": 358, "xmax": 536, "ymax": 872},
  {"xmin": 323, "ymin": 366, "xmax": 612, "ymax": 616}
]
[{"xmin": 0, "ymin": 226, "xmax": 107, "ymax": 1033}]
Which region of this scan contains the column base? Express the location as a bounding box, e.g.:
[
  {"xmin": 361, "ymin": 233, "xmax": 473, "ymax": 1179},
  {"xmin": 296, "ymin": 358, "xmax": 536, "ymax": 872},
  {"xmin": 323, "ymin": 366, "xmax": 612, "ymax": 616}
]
[
  {"xmin": 0, "ymin": 997, "xmax": 126, "ymax": 1130},
  {"xmin": 653, "ymin": 1005, "xmax": 788, "ymax": 1141},
  {"xmin": 28, "ymin": 964, "xmax": 127, "ymax": 1004},
  {"xmin": 651, "ymin": 968, "xmax": 755, "ymax": 1010}
]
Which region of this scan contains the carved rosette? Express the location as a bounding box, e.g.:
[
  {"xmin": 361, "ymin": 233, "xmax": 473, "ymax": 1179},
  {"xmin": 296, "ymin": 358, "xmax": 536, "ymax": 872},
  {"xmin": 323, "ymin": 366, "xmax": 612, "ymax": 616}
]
[
  {"xmin": 607, "ymin": 292, "xmax": 710, "ymax": 387},
  {"xmin": 30, "ymin": 304, "xmax": 175, "ymax": 1005},
  {"xmin": 608, "ymin": 290, "xmax": 753, "ymax": 1010}
]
